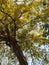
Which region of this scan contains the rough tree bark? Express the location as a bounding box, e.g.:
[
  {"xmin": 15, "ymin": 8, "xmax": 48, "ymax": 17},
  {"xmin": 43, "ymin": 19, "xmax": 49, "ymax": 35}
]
[
  {"xmin": 5, "ymin": 29, "xmax": 28, "ymax": 65},
  {"xmin": 11, "ymin": 39, "xmax": 28, "ymax": 65},
  {"xmin": 0, "ymin": 33, "xmax": 28, "ymax": 65}
]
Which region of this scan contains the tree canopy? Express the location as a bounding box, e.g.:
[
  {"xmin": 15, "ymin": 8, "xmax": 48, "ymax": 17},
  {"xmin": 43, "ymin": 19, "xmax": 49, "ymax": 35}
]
[{"xmin": 0, "ymin": 0, "xmax": 49, "ymax": 65}]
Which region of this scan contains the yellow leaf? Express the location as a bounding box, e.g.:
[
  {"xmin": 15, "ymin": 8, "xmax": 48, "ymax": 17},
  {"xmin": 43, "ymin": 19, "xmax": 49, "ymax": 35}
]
[{"xmin": 2, "ymin": 4, "xmax": 5, "ymax": 8}]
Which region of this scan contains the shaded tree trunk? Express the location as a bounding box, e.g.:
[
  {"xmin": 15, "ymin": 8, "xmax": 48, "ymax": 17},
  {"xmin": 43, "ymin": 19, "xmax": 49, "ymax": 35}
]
[{"xmin": 10, "ymin": 39, "xmax": 28, "ymax": 65}]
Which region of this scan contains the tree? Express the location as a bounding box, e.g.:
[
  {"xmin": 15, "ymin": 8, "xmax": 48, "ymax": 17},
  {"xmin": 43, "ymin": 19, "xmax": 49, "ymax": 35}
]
[{"xmin": 0, "ymin": 0, "xmax": 49, "ymax": 65}]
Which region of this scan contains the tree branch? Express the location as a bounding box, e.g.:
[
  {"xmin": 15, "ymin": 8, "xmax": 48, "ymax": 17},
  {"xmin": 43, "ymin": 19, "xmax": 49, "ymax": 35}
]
[{"xmin": 0, "ymin": 10, "xmax": 16, "ymax": 39}]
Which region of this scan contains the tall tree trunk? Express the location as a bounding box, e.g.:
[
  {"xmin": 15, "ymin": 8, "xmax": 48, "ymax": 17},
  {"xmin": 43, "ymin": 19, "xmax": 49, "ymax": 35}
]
[{"xmin": 10, "ymin": 39, "xmax": 28, "ymax": 65}]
